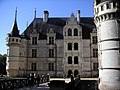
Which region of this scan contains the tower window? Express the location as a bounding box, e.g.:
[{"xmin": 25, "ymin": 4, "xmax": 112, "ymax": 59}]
[
  {"xmin": 92, "ymin": 36, "xmax": 97, "ymax": 44},
  {"xmin": 74, "ymin": 28, "xmax": 78, "ymax": 36},
  {"xmin": 74, "ymin": 56, "xmax": 78, "ymax": 64},
  {"xmin": 49, "ymin": 37, "xmax": 54, "ymax": 44},
  {"xmin": 31, "ymin": 63, "xmax": 36, "ymax": 71},
  {"xmin": 68, "ymin": 43, "xmax": 72, "ymax": 50},
  {"xmin": 93, "ymin": 49, "xmax": 98, "ymax": 57},
  {"xmin": 16, "ymin": 39, "xmax": 18, "ymax": 42},
  {"xmin": 101, "ymin": 5, "xmax": 104, "ymax": 11},
  {"xmin": 12, "ymin": 38, "xmax": 14, "ymax": 42},
  {"xmin": 49, "ymin": 49, "xmax": 54, "ymax": 57},
  {"xmin": 32, "ymin": 49, "xmax": 37, "ymax": 58},
  {"xmin": 68, "ymin": 56, "xmax": 72, "ymax": 64},
  {"xmin": 74, "ymin": 43, "xmax": 78, "ymax": 50},
  {"xmin": 32, "ymin": 37, "xmax": 37, "ymax": 45},
  {"xmin": 68, "ymin": 29, "xmax": 72, "ymax": 36},
  {"xmin": 49, "ymin": 63, "xmax": 54, "ymax": 71},
  {"xmin": 106, "ymin": 3, "xmax": 111, "ymax": 9}
]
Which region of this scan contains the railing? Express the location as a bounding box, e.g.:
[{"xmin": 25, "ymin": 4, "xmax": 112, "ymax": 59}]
[{"xmin": 0, "ymin": 75, "xmax": 50, "ymax": 90}]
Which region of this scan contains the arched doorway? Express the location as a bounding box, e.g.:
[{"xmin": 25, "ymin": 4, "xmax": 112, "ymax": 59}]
[
  {"xmin": 74, "ymin": 70, "xmax": 79, "ymax": 77},
  {"xmin": 67, "ymin": 70, "xmax": 73, "ymax": 78}
]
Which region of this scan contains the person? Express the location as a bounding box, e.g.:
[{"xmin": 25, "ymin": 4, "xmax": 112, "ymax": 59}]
[
  {"xmin": 36, "ymin": 75, "xmax": 40, "ymax": 87},
  {"xmin": 70, "ymin": 74, "xmax": 74, "ymax": 81}
]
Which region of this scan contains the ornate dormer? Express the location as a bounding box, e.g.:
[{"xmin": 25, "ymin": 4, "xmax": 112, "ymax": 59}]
[
  {"xmin": 66, "ymin": 13, "xmax": 78, "ymax": 25},
  {"xmin": 47, "ymin": 28, "xmax": 56, "ymax": 44},
  {"xmin": 63, "ymin": 13, "xmax": 82, "ymax": 37}
]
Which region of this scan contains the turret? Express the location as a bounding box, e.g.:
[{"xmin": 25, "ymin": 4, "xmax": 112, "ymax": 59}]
[
  {"xmin": 6, "ymin": 9, "xmax": 21, "ymax": 76},
  {"xmin": 94, "ymin": 0, "xmax": 120, "ymax": 90}
]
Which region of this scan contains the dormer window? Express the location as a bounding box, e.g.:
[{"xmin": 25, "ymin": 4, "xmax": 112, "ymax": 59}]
[
  {"xmin": 49, "ymin": 37, "xmax": 54, "ymax": 44},
  {"xmin": 32, "ymin": 37, "xmax": 37, "ymax": 45}
]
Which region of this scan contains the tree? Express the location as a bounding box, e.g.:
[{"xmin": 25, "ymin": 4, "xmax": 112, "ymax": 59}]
[{"xmin": 0, "ymin": 54, "xmax": 7, "ymax": 75}]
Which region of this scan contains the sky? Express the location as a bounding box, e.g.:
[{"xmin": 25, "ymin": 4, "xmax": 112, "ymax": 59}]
[{"xmin": 0, "ymin": 0, "xmax": 94, "ymax": 55}]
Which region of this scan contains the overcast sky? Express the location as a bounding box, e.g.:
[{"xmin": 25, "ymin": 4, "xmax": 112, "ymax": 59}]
[{"xmin": 0, "ymin": 0, "xmax": 94, "ymax": 54}]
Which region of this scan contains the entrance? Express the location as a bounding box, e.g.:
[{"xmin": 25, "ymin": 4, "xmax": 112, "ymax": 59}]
[{"xmin": 67, "ymin": 70, "xmax": 73, "ymax": 78}]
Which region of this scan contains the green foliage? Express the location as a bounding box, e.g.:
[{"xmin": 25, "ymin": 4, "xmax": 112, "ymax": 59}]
[{"xmin": 0, "ymin": 54, "xmax": 7, "ymax": 75}]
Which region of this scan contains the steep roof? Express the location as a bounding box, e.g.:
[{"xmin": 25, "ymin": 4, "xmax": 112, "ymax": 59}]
[{"xmin": 21, "ymin": 17, "xmax": 95, "ymax": 40}]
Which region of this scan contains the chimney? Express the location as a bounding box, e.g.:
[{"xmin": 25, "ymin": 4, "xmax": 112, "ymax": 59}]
[
  {"xmin": 77, "ymin": 10, "xmax": 80, "ymax": 24},
  {"xmin": 43, "ymin": 10, "xmax": 49, "ymax": 22}
]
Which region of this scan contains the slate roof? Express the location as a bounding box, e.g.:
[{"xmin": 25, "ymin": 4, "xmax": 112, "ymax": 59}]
[
  {"xmin": 21, "ymin": 17, "xmax": 95, "ymax": 40},
  {"xmin": 8, "ymin": 19, "xmax": 20, "ymax": 37}
]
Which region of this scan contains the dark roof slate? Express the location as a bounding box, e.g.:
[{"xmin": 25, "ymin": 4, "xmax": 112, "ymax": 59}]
[{"xmin": 22, "ymin": 17, "xmax": 95, "ymax": 40}]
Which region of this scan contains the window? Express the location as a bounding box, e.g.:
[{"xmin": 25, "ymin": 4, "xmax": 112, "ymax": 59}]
[
  {"xmin": 16, "ymin": 39, "xmax": 18, "ymax": 42},
  {"xmin": 68, "ymin": 43, "xmax": 72, "ymax": 50},
  {"xmin": 93, "ymin": 49, "xmax": 98, "ymax": 57},
  {"xmin": 68, "ymin": 56, "xmax": 72, "ymax": 64},
  {"xmin": 74, "ymin": 28, "xmax": 78, "ymax": 36},
  {"xmin": 12, "ymin": 38, "xmax": 14, "ymax": 42},
  {"xmin": 93, "ymin": 63, "xmax": 98, "ymax": 71},
  {"xmin": 113, "ymin": 2, "xmax": 116, "ymax": 8},
  {"xmin": 106, "ymin": 3, "xmax": 111, "ymax": 9},
  {"xmin": 49, "ymin": 63, "xmax": 54, "ymax": 71},
  {"xmin": 31, "ymin": 63, "xmax": 36, "ymax": 71},
  {"xmin": 74, "ymin": 56, "xmax": 78, "ymax": 64},
  {"xmin": 49, "ymin": 37, "xmax": 54, "ymax": 44},
  {"xmin": 74, "ymin": 43, "xmax": 78, "ymax": 50},
  {"xmin": 32, "ymin": 37, "xmax": 37, "ymax": 45},
  {"xmin": 68, "ymin": 29, "xmax": 72, "ymax": 36},
  {"xmin": 92, "ymin": 36, "xmax": 97, "ymax": 44},
  {"xmin": 101, "ymin": 5, "xmax": 104, "ymax": 11},
  {"xmin": 49, "ymin": 49, "xmax": 54, "ymax": 57},
  {"xmin": 32, "ymin": 49, "xmax": 37, "ymax": 58}
]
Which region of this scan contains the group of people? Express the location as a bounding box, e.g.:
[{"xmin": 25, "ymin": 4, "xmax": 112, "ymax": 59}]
[{"xmin": 27, "ymin": 73, "xmax": 50, "ymax": 87}]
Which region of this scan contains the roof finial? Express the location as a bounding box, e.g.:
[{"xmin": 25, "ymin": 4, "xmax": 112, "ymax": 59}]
[
  {"xmin": 15, "ymin": 7, "xmax": 17, "ymax": 21},
  {"xmin": 34, "ymin": 8, "xmax": 36, "ymax": 19}
]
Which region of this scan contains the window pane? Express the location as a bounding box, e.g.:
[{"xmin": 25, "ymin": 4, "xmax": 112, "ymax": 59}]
[
  {"xmin": 31, "ymin": 63, "xmax": 36, "ymax": 71},
  {"xmin": 32, "ymin": 37, "xmax": 37, "ymax": 45},
  {"xmin": 74, "ymin": 56, "xmax": 78, "ymax": 64},
  {"xmin": 32, "ymin": 49, "xmax": 37, "ymax": 58},
  {"xmin": 74, "ymin": 28, "xmax": 78, "ymax": 36},
  {"xmin": 68, "ymin": 43, "xmax": 72, "ymax": 50},
  {"xmin": 49, "ymin": 49, "xmax": 54, "ymax": 57},
  {"xmin": 68, "ymin": 56, "xmax": 72, "ymax": 64},
  {"xmin": 49, "ymin": 37, "xmax": 54, "ymax": 44},
  {"xmin": 93, "ymin": 49, "xmax": 98, "ymax": 57},
  {"xmin": 74, "ymin": 43, "xmax": 78, "ymax": 50},
  {"xmin": 49, "ymin": 63, "xmax": 54, "ymax": 71}
]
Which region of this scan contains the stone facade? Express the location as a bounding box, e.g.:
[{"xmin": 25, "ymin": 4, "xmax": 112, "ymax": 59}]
[{"xmin": 6, "ymin": 10, "xmax": 98, "ymax": 77}]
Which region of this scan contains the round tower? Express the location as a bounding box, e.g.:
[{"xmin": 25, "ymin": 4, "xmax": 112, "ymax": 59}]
[
  {"xmin": 6, "ymin": 9, "xmax": 21, "ymax": 77},
  {"xmin": 94, "ymin": 0, "xmax": 120, "ymax": 90}
]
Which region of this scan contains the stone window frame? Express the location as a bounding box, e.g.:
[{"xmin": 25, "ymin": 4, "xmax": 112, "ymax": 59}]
[
  {"xmin": 49, "ymin": 36, "xmax": 54, "ymax": 45},
  {"xmin": 48, "ymin": 62, "xmax": 54, "ymax": 71},
  {"xmin": 49, "ymin": 49, "xmax": 54, "ymax": 58},
  {"xmin": 68, "ymin": 56, "xmax": 72, "ymax": 64},
  {"xmin": 74, "ymin": 43, "xmax": 78, "ymax": 50},
  {"xmin": 68, "ymin": 43, "xmax": 72, "ymax": 50},
  {"xmin": 31, "ymin": 63, "xmax": 36, "ymax": 71},
  {"xmin": 32, "ymin": 49, "xmax": 37, "ymax": 58},
  {"xmin": 68, "ymin": 28, "xmax": 72, "ymax": 36},
  {"xmin": 74, "ymin": 28, "xmax": 78, "ymax": 36},
  {"xmin": 74, "ymin": 56, "xmax": 78, "ymax": 64},
  {"xmin": 32, "ymin": 37, "xmax": 37, "ymax": 45},
  {"xmin": 93, "ymin": 49, "xmax": 98, "ymax": 57}
]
